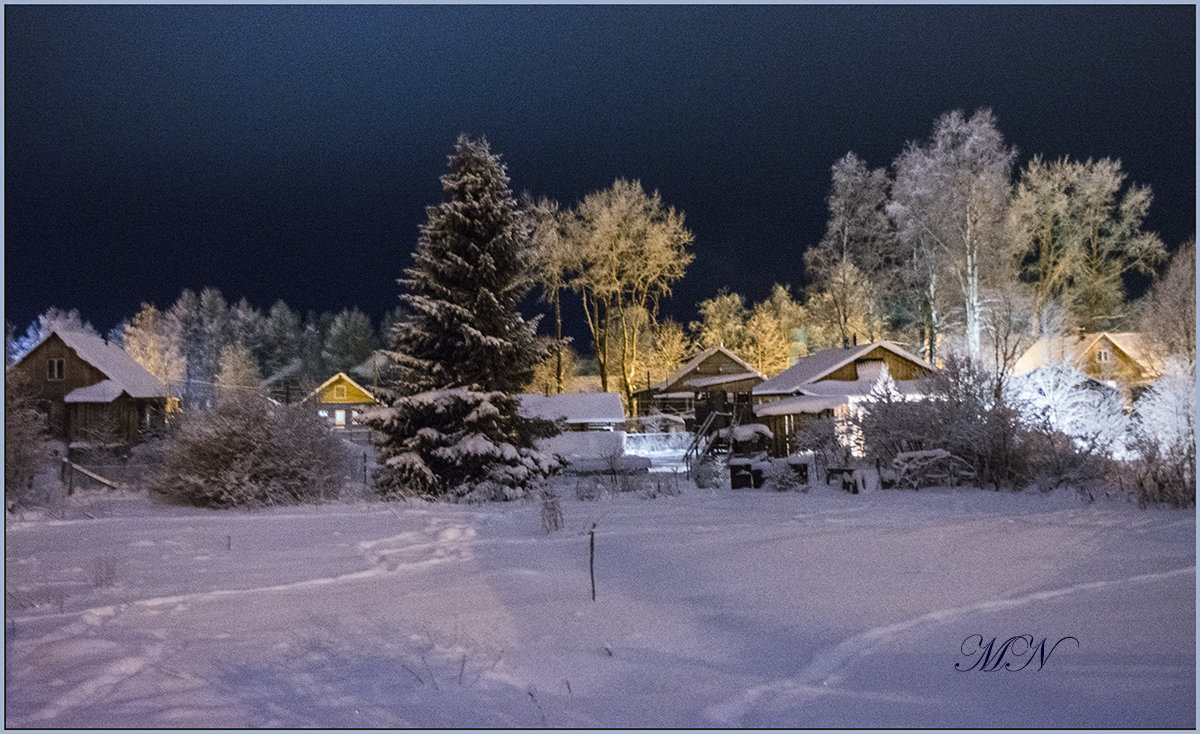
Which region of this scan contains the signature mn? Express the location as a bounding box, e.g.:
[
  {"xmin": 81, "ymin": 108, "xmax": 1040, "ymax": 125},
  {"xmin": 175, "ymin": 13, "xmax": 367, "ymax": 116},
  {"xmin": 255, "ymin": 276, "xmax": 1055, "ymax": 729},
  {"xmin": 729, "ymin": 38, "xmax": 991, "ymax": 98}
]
[{"xmin": 955, "ymin": 634, "xmax": 1079, "ymax": 672}]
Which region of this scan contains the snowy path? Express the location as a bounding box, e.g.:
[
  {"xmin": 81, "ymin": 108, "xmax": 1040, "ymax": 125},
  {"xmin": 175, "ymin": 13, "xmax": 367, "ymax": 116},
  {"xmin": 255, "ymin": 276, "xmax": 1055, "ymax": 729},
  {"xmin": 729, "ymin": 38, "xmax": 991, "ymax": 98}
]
[{"xmin": 5, "ymin": 485, "xmax": 1194, "ymax": 727}]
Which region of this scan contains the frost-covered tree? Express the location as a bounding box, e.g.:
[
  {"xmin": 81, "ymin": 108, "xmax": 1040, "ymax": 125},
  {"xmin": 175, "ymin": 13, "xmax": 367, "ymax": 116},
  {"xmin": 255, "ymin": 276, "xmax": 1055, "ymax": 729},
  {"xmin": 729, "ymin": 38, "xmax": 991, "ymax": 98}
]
[
  {"xmin": 10, "ymin": 307, "xmax": 97, "ymax": 362},
  {"xmin": 807, "ymin": 152, "xmax": 894, "ymax": 344},
  {"xmin": 228, "ymin": 298, "xmax": 270, "ymax": 375},
  {"xmin": 563, "ymin": 179, "xmax": 694, "ymax": 406},
  {"xmin": 366, "ymin": 135, "xmax": 559, "ymax": 501},
  {"xmin": 123, "ymin": 303, "xmax": 186, "ymax": 394},
  {"xmin": 322, "ymin": 307, "xmax": 374, "ymax": 373},
  {"xmin": 641, "ymin": 318, "xmax": 693, "ymax": 388},
  {"xmin": 166, "ymin": 289, "xmax": 205, "ymax": 408},
  {"xmin": 1009, "ymin": 156, "xmax": 1078, "ymax": 334},
  {"xmin": 528, "ymin": 195, "xmax": 573, "ymax": 394},
  {"xmin": 265, "ymin": 300, "xmax": 302, "ymax": 378},
  {"xmin": 216, "ymin": 342, "xmax": 262, "ymax": 404},
  {"xmin": 1139, "ymin": 240, "xmax": 1195, "ymax": 363},
  {"xmin": 692, "ymin": 290, "xmax": 749, "ymax": 352},
  {"xmin": 1065, "ymin": 159, "xmax": 1165, "ymax": 330},
  {"xmin": 889, "ymin": 109, "xmax": 1015, "ymax": 361},
  {"xmin": 745, "ymin": 284, "xmax": 805, "ymax": 375},
  {"xmin": 527, "ymin": 342, "xmax": 581, "ymax": 397}
]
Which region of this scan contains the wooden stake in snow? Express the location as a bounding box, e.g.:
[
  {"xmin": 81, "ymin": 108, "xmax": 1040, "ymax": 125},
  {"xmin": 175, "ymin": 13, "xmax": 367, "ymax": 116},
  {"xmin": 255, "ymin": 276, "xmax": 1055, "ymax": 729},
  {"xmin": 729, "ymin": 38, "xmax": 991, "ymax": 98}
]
[{"xmin": 589, "ymin": 522, "xmax": 597, "ymax": 601}]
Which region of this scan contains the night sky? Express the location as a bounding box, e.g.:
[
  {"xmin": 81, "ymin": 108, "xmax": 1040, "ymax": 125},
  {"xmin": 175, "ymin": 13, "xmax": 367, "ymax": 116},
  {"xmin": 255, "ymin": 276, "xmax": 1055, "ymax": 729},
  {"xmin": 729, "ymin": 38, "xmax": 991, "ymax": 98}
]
[{"xmin": 5, "ymin": 5, "xmax": 1195, "ymax": 348}]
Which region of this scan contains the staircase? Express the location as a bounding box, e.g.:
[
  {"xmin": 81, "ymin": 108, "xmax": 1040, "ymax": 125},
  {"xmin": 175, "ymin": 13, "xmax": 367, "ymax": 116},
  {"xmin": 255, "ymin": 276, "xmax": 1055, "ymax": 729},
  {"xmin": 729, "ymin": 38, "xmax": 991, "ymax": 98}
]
[{"xmin": 684, "ymin": 410, "xmax": 735, "ymax": 479}]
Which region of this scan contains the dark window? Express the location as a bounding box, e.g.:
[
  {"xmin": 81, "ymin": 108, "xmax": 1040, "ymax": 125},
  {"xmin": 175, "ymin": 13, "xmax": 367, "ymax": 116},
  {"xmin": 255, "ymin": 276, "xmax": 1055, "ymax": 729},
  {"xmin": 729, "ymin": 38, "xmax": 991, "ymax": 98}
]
[{"xmin": 47, "ymin": 358, "xmax": 64, "ymax": 381}]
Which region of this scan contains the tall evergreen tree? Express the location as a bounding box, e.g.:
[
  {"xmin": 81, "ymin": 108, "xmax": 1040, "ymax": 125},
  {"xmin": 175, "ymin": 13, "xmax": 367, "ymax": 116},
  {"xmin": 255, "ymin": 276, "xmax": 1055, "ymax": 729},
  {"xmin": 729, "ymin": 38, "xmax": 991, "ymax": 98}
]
[
  {"xmin": 322, "ymin": 307, "xmax": 375, "ymax": 373},
  {"xmin": 366, "ymin": 135, "xmax": 558, "ymax": 501},
  {"xmin": 265, "ymin": 300, "xmax": 302, "ymax": 377}
]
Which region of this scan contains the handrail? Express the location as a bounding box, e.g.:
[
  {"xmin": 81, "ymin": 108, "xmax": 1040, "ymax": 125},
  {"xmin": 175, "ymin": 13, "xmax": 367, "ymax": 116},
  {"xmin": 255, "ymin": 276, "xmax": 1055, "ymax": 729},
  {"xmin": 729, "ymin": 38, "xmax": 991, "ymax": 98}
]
[{"xmin": 684, "ymin": 410, "xmax": 731, "ymax": 479}]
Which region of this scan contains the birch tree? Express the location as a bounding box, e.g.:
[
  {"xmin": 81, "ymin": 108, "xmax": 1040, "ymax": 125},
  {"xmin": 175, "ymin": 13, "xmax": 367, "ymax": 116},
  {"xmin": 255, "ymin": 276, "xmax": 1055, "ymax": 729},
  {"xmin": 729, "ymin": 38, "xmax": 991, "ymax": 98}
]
[{"xmin": 889, "ymin": 109, "xmax": 1015, "ymax": 361}]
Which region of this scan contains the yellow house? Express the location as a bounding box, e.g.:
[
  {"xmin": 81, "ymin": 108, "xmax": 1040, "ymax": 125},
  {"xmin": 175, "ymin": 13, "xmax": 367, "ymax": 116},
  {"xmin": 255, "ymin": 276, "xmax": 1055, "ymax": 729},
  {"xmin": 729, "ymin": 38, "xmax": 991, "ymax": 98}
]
[
  {"xmin": 1013, "ymin": 332, "xmax": 1162, "ymax": 397},
  {"xmin": 305, "ymin": 372, "xmax": 377, "ymax": 429}
]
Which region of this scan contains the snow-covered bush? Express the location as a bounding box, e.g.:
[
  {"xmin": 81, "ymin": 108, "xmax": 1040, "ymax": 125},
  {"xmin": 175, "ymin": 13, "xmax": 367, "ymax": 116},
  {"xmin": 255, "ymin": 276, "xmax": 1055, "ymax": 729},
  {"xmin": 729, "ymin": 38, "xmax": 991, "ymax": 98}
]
[
  {"xmin": 150, "ymin": 394, "xmax": 348, "ymax": 508},
  {"xmin": 854, "ymin": 356, "xmax": 1028, "ymax": 489},
  {"xmin": 792, "ymin": 416, "xmax": 845, "ymax": 480},
  {"xmin": 691, "ymin": 456, "xmax": 725, "ymax": 489},
  {"xmin": 1005, "ymin": 363, "xmax": 1127, "ymax": 494},
  {"xmin": 764, "ymin": 459, "xmax": 806, "ymax": 492},
  {"xmin": 1125, "ymin": 360, "xmax": 1195, "ymax": 507}
]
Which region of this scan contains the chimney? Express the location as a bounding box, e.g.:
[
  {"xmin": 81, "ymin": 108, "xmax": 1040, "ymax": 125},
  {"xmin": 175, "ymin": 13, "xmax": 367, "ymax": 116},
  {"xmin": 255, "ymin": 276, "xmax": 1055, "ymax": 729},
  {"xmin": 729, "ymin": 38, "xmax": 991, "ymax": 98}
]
[{"xmin": 852, "ymin": 333, "xmax": 857, "ymax": 346}]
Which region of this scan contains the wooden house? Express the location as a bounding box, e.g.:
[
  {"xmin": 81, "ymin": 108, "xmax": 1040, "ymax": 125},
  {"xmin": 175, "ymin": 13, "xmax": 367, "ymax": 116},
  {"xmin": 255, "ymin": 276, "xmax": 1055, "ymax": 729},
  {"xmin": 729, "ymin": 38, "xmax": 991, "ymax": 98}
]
[
  {"xmin": 1013, "ymin": 332, "xmax": 1162, "ymax": 398},
  {"xmin": 305, "ymin": 372, "xmax": 377, "ymax": 429},
  {"xmin": 7, "ymin": 329, "xmax": 169, "ymax": 443},
  {"xmin": 634, "ymin": 346, "xmax": 765, "ymax": 428},
  {"xmin": 753, "ymin": 340, "xmax": 934, "ymax": 456}
]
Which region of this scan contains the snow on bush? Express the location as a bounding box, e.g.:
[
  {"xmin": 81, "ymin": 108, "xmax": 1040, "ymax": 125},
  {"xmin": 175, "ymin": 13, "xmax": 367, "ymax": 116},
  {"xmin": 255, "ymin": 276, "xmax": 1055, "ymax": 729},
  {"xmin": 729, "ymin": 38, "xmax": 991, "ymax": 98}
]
[
  {"xmin": 1125, "ymin": 359, "xmax": 1195, "ymax": 507},
  {"xmin": 1006, "ymin": 363, "xmax": 1129, "ymax": 459},
  {"xmin": 150, "ymin": 394, "xmax": 349, "ymax": 508}
]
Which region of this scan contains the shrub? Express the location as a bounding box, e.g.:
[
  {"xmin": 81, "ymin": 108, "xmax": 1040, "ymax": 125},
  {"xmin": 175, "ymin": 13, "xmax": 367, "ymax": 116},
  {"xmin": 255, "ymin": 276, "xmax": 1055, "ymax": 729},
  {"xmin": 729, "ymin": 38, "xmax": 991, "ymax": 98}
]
[
  {"xmin": 150, "ymin": 394, "xmax": 349, "ymax": 508},
  {"xmin": 1124, "ymin": 360, "xmax": 1195, "ymax": 507}
]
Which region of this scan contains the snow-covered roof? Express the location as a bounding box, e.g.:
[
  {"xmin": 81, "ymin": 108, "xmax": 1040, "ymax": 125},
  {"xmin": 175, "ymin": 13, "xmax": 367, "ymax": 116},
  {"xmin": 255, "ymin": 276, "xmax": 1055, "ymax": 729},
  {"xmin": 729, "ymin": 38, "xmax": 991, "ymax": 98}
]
[
  {"xmin": 63, "ymin": 379, "xmax": 127, "ymax": 404},
  {"xmin": 754, "ymin": 395, "xmax": 849, "ymax": 417},
  {"xmin": 305, "ymin": 371, "xmax": 376, "ymax": 403},
  {"xmin": 652, "ymin": 346, "xmax": 763, "ymax": 392},
  {"xmin": 33, "ymin": 329, "xmax": 168, "ymax": 400},
  {"xmin": 753, "ymin": 340, "xmax": 930, "ymax": 396},
  {"xmin": 684, "ymin": 371, "xmax": 764, "ymax": 389},
  {"xmin": 518, "ymin": 392, "xmax": 625, "ymax": 424},
  {"xmin": 1014, "ymin": 332, "xmax": 1162, "ymax": 377}
]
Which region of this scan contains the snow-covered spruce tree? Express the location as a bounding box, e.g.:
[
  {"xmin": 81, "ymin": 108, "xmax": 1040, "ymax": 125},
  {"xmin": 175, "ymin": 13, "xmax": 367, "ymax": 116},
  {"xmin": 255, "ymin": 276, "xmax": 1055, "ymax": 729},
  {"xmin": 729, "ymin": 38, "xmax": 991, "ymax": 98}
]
[{"xmin": 366, "ymin": 135, "xmax": 561, "ymax": 502}]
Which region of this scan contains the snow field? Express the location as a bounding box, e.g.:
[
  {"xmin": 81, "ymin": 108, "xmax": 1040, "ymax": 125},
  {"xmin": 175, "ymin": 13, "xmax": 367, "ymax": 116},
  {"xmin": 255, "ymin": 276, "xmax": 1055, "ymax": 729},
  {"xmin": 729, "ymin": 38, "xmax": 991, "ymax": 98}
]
[{"xmin": 4, "ymin": 481, "xmax": 1194, "ymax": 727}]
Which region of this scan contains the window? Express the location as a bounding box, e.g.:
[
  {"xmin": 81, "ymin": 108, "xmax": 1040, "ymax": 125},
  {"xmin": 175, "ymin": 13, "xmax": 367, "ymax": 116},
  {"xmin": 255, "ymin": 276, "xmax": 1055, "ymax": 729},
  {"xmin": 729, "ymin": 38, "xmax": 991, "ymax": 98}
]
[
  {"xmin": 318, "ymin": 410, "xmax": 329, "ymax": 418},
  {"xmin": 333, "ymin": 384, "xmax": 347, "ymax": 399},
  {"xmin": 47, "ymin": 358, "xmax": 64, "ymax": 381},
  {"xmin": 1096, "ymin": 349, "xmax": 1112, "ymax": 364}
]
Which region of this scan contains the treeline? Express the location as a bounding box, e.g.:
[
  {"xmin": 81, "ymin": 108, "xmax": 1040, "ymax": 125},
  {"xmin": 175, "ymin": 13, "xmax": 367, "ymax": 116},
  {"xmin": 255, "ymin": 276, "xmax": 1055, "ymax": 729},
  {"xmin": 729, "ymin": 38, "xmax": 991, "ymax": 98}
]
[
  {"xmin": 526, "ymin": 108, "xmax": 1192, "ymax": 407},
  {"xmin": 6, "ymin": 292, "xmax": 405, "ymax": 406}
]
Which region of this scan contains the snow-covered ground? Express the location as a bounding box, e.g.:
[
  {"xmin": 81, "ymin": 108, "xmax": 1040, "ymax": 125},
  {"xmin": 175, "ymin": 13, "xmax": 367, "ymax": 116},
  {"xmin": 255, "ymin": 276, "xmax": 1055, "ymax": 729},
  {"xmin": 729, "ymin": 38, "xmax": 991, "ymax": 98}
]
[{"xmin": 4, "ymin": 479, "xmax": 1194, "ymax": 728}]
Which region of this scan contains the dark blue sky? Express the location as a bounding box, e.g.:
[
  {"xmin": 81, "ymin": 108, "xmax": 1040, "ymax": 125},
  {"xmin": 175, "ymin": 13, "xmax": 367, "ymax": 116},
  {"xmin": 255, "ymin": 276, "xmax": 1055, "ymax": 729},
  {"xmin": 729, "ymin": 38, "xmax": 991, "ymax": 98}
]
[{"xmin": 5, "ymin": 5, "xmax": 1195, "ymax": 346}]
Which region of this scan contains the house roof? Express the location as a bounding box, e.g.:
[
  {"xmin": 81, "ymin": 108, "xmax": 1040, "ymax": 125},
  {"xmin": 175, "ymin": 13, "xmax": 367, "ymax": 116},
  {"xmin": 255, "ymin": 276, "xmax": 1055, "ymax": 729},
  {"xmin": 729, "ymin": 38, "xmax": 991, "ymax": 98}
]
[
  {"xmin": 754, "ymin": 395, "xmax": 848, "ymax": 417},
  {"xmin": 1013, "ymin": 332, "xmax": 1163, "ymax": 376},
  {"xmin": 22, "ymin": 329, "xmax": 168, "ymax": 400},
  {"xmin": 653, "ymin": 346, "xmax": 763, "ymax": 392},
  {"xmin": 519, "ymin": 392, "xmax": 625, "ymax": 424},
  {"xmin": 305, "ymin": 372, "xmax": 376, "ymax": 402},
  {"xmin": 684, "ymin": 371, "xmax": 764, "ymax": 389},
  {"xmin": 63, "ymin": 379, "xmax": 127, "ymax": 404},
  {"xmin": 754, "ymin": 340, "xmax": 931, "ymax": 396}
]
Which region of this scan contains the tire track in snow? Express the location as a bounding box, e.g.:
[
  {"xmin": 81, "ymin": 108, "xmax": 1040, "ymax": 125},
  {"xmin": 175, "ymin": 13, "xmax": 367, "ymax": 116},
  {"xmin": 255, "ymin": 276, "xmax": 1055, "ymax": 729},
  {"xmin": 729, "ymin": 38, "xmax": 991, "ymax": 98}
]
[
  {"xmin": 23, "ymin": 643, "xmax": 165, "ymax": 723},
  {"xmin": 705, "ymin": 565, "xmax": 1195, "ymax": 726}
]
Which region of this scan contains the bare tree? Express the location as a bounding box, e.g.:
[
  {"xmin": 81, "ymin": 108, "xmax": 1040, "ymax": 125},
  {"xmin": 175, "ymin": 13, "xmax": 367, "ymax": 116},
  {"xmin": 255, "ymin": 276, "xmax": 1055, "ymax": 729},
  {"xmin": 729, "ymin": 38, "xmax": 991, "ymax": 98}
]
[
  {"xmin": 1140, "ymin": 239, "xmax": 1195, "ymax": 363},
  {"xmin": 1065, "ymin": 158, "xmax": 1166, "ymax": 330},
  {"xmin": 528, "ymin": 196, "xmax": 572, "ymax": 394},
  {"xmin": 691, "ymin": 289, "xmax": 749, "ymax": 352},
  {"xmin": 1009, "ymin": 156, "xmax": 1078, "ymax": 335},
  {"xmin": 806, "ymin": 152, "xmax": 894, "ymax": 344},
  {"xmin": 564, "ymin": 179, "xmax": 694, "ymax": 410},
  {"xmin": 889, "ymin": 109, "xmax": 1015, "ymax": 361}
]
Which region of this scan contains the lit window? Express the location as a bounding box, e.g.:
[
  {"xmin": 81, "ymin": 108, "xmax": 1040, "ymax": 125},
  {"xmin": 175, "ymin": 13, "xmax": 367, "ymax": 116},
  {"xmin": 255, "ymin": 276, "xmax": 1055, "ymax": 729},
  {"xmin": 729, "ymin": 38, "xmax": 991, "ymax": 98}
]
[
  {"xmin": 318, "ymin": 410, "xmax": 329, "ymax": 418},
  {"xmin": 333, "ymin": 385, "xmax": 347, "ymax": 399},
  {"xmin": 47, "ymin": 358, "xmax": 64, "ymax": 381}
]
